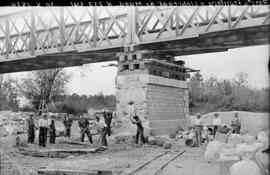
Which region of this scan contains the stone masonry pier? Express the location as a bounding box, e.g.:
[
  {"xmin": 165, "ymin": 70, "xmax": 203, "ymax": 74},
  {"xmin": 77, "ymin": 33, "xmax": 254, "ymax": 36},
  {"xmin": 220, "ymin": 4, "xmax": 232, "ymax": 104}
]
[{"xmin": 115, "ymin": 55, "xmax": 196, "ymax": 136}]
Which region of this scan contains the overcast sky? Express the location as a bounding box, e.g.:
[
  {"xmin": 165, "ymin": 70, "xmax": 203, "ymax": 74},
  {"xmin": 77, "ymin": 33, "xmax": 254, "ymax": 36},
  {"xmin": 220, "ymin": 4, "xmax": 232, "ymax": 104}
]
[
  {"xmin": 61, "ymin": 44, "xmax": 269, "ymax": 95},
  {"xmin": 8, "ymin": 44, "xmax": 269, "ymax": 97}
]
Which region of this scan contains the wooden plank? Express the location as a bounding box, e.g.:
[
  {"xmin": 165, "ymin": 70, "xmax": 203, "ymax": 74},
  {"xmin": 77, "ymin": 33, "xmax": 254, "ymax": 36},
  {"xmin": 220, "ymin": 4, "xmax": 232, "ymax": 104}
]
[
  {"xmin": 20, "ymin": 151, "xmax": 70, "ymax": 158},
  {"xmin": 39, "ymin": 148, "xmax": 98, "ymax": 154},
  {"xmin": 58, "ymin": 140, "xmax": 91, "ymax": 146},
  {"xmin": 37, "ymin": 168, "xmax": 113, "ymax": 175}
]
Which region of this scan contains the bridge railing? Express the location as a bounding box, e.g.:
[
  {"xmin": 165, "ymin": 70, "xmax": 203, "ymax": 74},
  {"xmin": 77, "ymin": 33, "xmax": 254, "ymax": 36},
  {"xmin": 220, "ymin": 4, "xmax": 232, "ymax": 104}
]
[{"xmin": 0, "ymin": 6, "xmax": 269, "ymax": 60}]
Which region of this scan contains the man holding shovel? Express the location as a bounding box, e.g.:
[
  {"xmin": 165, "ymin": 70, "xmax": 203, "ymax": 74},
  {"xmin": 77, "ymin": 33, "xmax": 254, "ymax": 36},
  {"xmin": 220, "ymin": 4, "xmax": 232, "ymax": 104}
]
[
  {"xmin": 94, "ymin": 116, "xmax": 108, "ymax": 147},
  {"xmin": 78, "ymin": 114, "xmax": 93, "ymax": 144}
]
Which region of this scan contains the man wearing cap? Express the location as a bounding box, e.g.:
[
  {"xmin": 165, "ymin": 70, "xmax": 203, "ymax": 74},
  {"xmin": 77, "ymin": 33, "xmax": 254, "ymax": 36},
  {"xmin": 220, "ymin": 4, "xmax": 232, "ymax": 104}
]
[
  {"xmin": 63, "ymin": 113, "xmax": 73, "ymax": 141},
  {"xmin": 213, "ymin": 113, "xmax": 222, "ymax": 138},
  {"xmin": 194, "ymin": 113, "xmax": 204, "ymax": 147},
  {"xmin": 231, "ymin": 112, "xmax": 241, "ymax": 134},
  {"xmin": 130, "ymin": 115, "xmax": 146, "ymax": 145},
  {"xmin": 26, "ymin": 113, "xmax": 37, "ymax": 144},
  {"xmin": 78, "ymin": 114, "xmax": 93, "ymax": 144},
  {"xmin": 94, "ymin": 116, "xmax": 108, "ymax": 146},
  {"xmin": 38, "ymin": 113, "xmax": 49, "ymax": 147},
  {"xmin": 103, "ymin": 109, "xmax": 113, "ymax": 136}
]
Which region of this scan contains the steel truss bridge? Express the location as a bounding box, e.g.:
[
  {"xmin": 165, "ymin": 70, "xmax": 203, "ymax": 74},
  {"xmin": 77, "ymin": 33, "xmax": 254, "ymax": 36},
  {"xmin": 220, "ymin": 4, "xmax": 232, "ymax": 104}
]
[{"xmin": 0, "ymin": 6, "xmax": 269, "ymax": 73}]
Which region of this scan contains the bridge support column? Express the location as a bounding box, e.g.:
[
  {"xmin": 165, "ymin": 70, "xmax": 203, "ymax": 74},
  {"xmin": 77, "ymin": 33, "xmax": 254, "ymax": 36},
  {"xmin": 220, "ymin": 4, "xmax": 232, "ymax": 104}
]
[{"xmin": 115, "ymin": 54, "xmax": 190, "ymax": 136}]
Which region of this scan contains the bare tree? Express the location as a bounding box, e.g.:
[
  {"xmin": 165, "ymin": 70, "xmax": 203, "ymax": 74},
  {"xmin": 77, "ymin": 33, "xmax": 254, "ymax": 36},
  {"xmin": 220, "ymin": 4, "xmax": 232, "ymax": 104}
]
[{"xmin": 21, "ymin": 68, "xmax": 71, "ymax": 110}]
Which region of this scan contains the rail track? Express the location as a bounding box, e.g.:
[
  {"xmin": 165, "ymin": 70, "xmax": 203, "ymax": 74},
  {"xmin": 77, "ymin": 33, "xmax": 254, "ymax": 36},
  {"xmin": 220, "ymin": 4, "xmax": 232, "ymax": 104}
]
[{"xmin": 127, "ymin": 149, "xmax": 186, "ymax": 175}]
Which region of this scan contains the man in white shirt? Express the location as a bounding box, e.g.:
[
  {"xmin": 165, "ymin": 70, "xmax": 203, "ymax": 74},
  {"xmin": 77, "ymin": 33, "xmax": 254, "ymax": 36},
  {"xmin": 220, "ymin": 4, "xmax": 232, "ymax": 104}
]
[
  {"xmin": 38, "ymin": 113, "xmax": 49, "ymax": 147},
  {"xmin": 213, "ymin": 113, "xmax": 222, "ymax": 138},
  {"xmin": 194, "ymin": 113, "xmax": 204, "ymax": 147},
  {"xmin": 95, "ymin": 116, "xmax": 108, "ymax": 146}
]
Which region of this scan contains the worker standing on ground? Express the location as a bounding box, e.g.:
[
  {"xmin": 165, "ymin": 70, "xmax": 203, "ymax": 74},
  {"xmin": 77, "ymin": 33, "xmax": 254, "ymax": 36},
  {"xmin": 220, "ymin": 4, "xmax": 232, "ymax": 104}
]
[
  {"xmin": 130, "ymin": 115, "xmax": 146, "ymax": 145},
  {"xmin": 49, "ymin": 120, "xmax": 56, "ymax": 144},
  {"xmin": 63, "ymin": 113, "xmax": 73, "ymax": 141},
  {"xmin": 103, "ymin": 109, "xmax": 113, "ymax": 136},
  {"xmin": 38, "ymin": 113, "xmax": 49, "ymax": 147},
  {"xmin": 78, "ymin": 114, "xmax": 93, "ymax": 144},
  {"xmin": 94, "ymin": 116, "xmax": 108, "ymax": 146},
  {"xmin": 213, "ymin": 113, "xmax": 222, "ymax": 138},
  {"xmin": 26, "ymin": 113, "xmax": 37, "ymax": 145},
  {"xmin": 231, "ymin": 111, "xmax": 241, "ymax": 134},
  {"xmin": 194, "ymin": 113, "xmax": 204, "ymax": 147}
]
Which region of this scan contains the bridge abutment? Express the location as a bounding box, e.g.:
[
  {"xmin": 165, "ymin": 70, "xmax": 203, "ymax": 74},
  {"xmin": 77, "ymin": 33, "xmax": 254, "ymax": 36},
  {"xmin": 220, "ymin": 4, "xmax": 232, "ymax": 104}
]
[{"xmin": 115, "ymin": 53, "xmax": 192, "ymax": 136}]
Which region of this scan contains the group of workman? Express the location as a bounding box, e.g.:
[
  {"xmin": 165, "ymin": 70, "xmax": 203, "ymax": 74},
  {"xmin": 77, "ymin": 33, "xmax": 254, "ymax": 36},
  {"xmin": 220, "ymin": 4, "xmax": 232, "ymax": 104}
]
[
  {"xmin": 26, "ymin": 109, "xmax": 146, "ymax": 147},
  {"xmin": 26, "ymin": 109, "xmax": 113, "ymax": 147},
  {"xmin": 27, "ymin": 106, "xmax": 241, "ymax": 148},
  {"xmin": 62, "ymin": 112, "xmax": 111, "ymax": 146},
  {"xmin": 193, "ymin": 111, "xmax": 241, "ymax": 147}
]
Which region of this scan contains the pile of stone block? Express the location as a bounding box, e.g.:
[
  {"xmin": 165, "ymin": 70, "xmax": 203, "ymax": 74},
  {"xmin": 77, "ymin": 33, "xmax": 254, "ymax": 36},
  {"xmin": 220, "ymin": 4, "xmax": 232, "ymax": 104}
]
[
  {"xmin": 203, "ymin": 130, "xmax": 269, "ymax": 175},
  {"xmin": 0, "ymin": 111, "xmax": 29, "ymax": 137}
]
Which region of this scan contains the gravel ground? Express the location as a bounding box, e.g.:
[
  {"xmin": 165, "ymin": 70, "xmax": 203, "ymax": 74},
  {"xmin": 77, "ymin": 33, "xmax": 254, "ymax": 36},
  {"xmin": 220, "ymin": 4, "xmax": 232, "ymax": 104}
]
[
  {"xmin": 0, "ymin": 132, "xmax": 219, "ymax": 175},
  {"xmin": 1, "ymin": 111, "xmax": 268, "ymax": 175}
]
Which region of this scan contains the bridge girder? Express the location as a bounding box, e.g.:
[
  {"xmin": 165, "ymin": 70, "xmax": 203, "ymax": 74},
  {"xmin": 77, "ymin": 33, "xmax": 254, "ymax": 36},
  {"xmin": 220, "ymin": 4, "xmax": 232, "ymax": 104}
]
[{"xmin": 0, "ymin": 6, "xmax": 269, "ymax": 73}]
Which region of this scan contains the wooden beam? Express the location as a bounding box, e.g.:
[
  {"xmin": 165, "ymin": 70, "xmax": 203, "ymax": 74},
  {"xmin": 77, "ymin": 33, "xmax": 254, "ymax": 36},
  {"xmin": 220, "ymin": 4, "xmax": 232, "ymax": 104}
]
[
  {"xmin": 39, "ymin": 148, "xmax": 98, "ymax": 154},
  {"xmin": 37, "ymin": 168, "xmax": 112, "ymax": 175}
]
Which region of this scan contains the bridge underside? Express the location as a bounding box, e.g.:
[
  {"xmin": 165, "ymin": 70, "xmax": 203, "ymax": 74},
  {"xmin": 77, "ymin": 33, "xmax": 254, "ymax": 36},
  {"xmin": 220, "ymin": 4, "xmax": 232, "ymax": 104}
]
[{"xmin": 0, "ymin": 25, "xmax": 269, "ymax": 74}]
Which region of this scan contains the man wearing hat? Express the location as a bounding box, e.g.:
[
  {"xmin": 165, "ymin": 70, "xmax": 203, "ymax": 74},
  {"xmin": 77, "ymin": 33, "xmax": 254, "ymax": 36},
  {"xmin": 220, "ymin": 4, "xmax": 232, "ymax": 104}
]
[
  {"xmin": 130, "ymin": 115, "xmax": 146, "ymax": 145},
  {"xmin": 94, "ymin": 116, "xmax": 108, "ymax": 146},
  {"xmin": 63, "ymin": 113, "xmax": 73, "ymax": 141},
  {"xmin": 78, "ymin": 114, "xmax": 93, "ymax": 144},
  {"xmin": 26, "ymin": 113, "xmax": 37, "ymax": 144},
  {"xmin": 231, "ymin": 111, "xmax": 241, "ymax": 134},
  {"xmin": 194, "ymin": 113, "xmax": 204, "ymax": 146},
  {"xmin": 212, "ymin": 113, "xmax": 222, "ymax": 138},
  {"xmin": 103, "ymin": 109, "xmax": 113, "ymax": 136},
  {"xmin": 38, "ymin": 113, "xmax": 49, "ymax": 147}
]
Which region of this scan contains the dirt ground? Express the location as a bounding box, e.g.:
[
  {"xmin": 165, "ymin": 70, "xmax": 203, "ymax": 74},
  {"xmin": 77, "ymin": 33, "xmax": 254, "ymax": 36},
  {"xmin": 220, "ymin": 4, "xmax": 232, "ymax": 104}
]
[
  {"xmin": 0, "ymin": 131, "xmax": 219, "ymax": 175},
  {"xmin": 1, "ymin": 111, "xmax": 268, "ymax": 175}
]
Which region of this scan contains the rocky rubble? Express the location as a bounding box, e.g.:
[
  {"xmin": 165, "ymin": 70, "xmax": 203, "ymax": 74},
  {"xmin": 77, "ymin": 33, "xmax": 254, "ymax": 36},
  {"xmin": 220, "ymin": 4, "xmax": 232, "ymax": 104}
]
[
  {"xmin": 0, "ymin": 111, "xmax": 29, "ymax": 137},
  {"xmin": 203, "ymin": 130, "xmax": 269, "ymax": 175}
]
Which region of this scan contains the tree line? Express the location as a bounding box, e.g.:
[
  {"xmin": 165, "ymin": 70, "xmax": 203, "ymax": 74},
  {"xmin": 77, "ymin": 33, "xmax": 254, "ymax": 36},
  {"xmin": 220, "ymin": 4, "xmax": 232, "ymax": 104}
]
[
  {"xmin": 189, "ymin": 72, "xmax": 269, "ymax": 114},
  {"xmin": 0, "ymin": 69, "xmax": 268, "ymax": 114}
]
